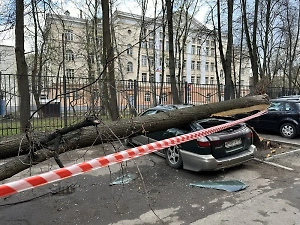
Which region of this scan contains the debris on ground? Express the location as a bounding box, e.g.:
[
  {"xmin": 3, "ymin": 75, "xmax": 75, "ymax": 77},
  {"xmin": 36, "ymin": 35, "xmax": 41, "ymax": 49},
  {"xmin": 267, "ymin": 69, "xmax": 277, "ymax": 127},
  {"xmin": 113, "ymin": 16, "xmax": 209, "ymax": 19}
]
[
  {"xmin": 190, "ymin": 180, "xmax": 247, "ymax": 192},
  {"xmin": 109, "ymin": 173, "xmax": 138, "ymax": 186},
  {"xmin": 255, "ymin": 139, "xmax": 297, "ymax": 159}
]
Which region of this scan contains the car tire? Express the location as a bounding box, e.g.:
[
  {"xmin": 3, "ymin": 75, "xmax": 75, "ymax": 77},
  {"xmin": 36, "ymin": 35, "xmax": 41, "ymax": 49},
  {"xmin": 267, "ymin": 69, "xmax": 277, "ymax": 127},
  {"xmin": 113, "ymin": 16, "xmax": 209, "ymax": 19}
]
[
  {"xmin": 165, "ymin": 145, "xmax": 183, "ymax": 169},
  {"xmin": 280, "ymin": 123, "xmax": 297, "ymax": 138}
]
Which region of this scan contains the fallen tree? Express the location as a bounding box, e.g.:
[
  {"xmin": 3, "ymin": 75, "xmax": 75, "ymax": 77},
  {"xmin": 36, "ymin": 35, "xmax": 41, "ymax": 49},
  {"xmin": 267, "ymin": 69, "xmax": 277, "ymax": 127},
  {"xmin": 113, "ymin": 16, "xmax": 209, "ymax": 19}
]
[{"xmin": 0, "ymin": 94, "xmax": 269, "ymax": 181}]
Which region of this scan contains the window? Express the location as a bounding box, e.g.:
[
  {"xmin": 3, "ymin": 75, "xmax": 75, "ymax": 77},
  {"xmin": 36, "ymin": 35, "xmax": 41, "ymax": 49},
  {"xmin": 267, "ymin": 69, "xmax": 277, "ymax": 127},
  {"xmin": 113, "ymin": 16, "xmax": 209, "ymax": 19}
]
[
  {"xmin": 64, "ymin": 29, "xmax": 73, "ymax": 41},
  {"xmin": 205, "ymin": 76, "xmax": 209, "ymax": 84},
  {"xmin": 166, "ymin": 58, "xmax": 169, "ymax": 67},
  {"xmin": 149, "ymin": 39, "xmax": 154, "ymax": 49},
  {"xmin": 210, "ymin": 77, "xmax": 214, "ymax": 84},
  {"xmin": 191, "ymin": 76, "xmax": 195, "ymax": 84},
  {"xmin": 127, "ymin": 62, "xmax": 133, "ymax": 72},
  {"xmin": 268, "ymin": 102, "xmax": 284, "ymax": 112},
  {"xmin": 97, "ymin": 37, "xmax": 103, "ymax": 47},
  {"xmin": 206, "ymin": 47, "xmax": 210, "ymax": 56},
  {"xmin": 149, "ymin": 74, "xmax": 155, "ymax": 83},
  {"xmin": 197, "ymin": 61, "xmax": 201, "ymax": 70},
  {"xmin": 206, "ymin": 40, "xmax": 210, "ymax": 46},
  {"xmin": 187, "ymin": 93, "xmax": 191, "ymax": 103},
  {"xmin": 191, "ymin": 61, "xmax": 195, "ymax": 70},
  {"xmin": 197, "ymin": 46, "xmax": 201, "ymax": 55},
  {"xmin": 89, "ymin": 53, "xmax": 95, "ymax": 64},
  {"xmin": 141, "ymin": 40, "xmax": 147, "ymax": 48},
  {"xmin": 144, "ymin": 92, "xmax": 150, "ymax": 102},
  {"xmin": 166, "ymin": 41, "xmax": 169, "ymax": 51},
  {"xmin": 197, "ymin": 38, "xmax": 201, "ymax": 45},
  {"xmin": 65, "ymin": 50, "xmax": 74, "ymax": 61},
  {"xmin": 220, "ymin": 69, "xmax": 224, "ymax": 78},
  {"xmin": 183, "ymin": 60, "xmax": 186, "ymax": 69},
  {"xmin": 161, "ymin": 93, "xmax": 167, "ymax": 102},
  {"xmin": 211, "ymin": 48, "xmax": 215, "ymax": 56},
  {"xmin": 127, "ymin": 44, "xmax": 133, "ymax": 55},
  {"xmin": 211, "ymin": 40, "xmax": 215, "ymax": 46},
  {"xmin": 205, "ymin": 62, "xmax": 209, "ymax": 71},
  {"xmin": 210, "ymin": 62, "xmax": 215, "ymax": 72},
  {"xmin": 192, "ymin": 38, "xmax": 196, "ymax": 44},
  {"xmin": 66, "ymin": 69, "xmax": 75, "ymax": 79},
  {"xmin": 160, "ymin": 32, "xmax": 163, "ymax": 38},
  {"xmin": 128, "ymin": 79, "xmax": 134, "ymax": 89},
  {"xmin": 192, "ymin": 45, "xmax": 195, "ymax": 54},
  {"xmin": 196, "ymin": 76, "xmax": 201, "ymax": 84},
  {"xmin": 142, "ymin": 55, "xmax": 147, "ymax": 66},
  {"xmin": 142, "ymin": 73, "xmax": 147, "ymax": 82},
  {"xmin": 149, "ymin": 57, "xmax": 154, "ymax": 67},
  {"xmin": 66, "ymin": 88, "xmax": 79, "ymax": 99},
  {"xmin": 141, "ymin": 28, "xmax": 147, "ymax": 37},
  {"xmin": 166, "ymin": 75, "xmax": 171, "ymax": 83}
]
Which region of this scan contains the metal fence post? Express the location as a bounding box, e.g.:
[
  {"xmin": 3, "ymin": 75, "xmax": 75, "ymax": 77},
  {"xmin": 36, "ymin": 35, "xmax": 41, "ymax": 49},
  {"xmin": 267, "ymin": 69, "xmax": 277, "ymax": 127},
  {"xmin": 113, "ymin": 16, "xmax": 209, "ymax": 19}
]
[
  {"xmin": 133, "ymin": 80, "xmax": 138, "ymax": 116},
  {"xmin": 184, "ymin": 81, "xmax": 188, "ymax": 104}
]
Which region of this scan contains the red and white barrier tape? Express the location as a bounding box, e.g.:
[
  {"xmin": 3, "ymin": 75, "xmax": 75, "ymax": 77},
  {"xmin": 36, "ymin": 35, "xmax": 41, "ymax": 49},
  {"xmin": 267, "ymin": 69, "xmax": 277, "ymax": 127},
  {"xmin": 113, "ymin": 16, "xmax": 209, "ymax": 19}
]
[{"xmin": 0, "ymin": 110, "xmax": 267, "ymax": 198}]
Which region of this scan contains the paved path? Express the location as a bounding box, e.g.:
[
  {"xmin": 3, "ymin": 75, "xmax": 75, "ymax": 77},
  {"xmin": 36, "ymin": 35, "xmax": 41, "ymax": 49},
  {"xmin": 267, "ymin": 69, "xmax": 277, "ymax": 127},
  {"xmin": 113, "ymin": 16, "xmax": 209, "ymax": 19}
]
[{"xmin": 259, "ymin": 132, "xmax": 300, "ymax": 146}]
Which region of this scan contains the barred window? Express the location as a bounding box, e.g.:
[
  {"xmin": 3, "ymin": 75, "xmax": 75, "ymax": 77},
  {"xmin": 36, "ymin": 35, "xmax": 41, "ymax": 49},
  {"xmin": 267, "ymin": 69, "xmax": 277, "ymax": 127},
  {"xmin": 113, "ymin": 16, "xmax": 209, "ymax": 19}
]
[
  {"xmin": 64, "ymin": 29, "xmax": 73, "ymax": 41},
  {"xmin": 127, "ymin": 62, "xmax": 133, "ymax": 72},
  {"xmin": 66, "ymin": 50, "xmax": 74, "ymax": 61}
]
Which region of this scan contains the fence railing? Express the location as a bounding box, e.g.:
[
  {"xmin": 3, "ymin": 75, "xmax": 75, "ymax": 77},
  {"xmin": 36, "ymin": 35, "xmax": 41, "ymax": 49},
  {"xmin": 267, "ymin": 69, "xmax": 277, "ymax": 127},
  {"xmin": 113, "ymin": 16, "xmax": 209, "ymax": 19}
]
[{"xmin": 0, "ymin": 73, "xmax": 297, "ymax": 136}]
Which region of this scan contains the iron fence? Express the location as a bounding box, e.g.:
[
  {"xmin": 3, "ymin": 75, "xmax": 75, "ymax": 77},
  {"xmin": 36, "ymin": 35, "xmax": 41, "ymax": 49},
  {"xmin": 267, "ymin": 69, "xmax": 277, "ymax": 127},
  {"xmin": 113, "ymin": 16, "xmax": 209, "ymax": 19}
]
[{"xmin": 0, "ymin": 73, "xmax": 296, "ymax": 135}]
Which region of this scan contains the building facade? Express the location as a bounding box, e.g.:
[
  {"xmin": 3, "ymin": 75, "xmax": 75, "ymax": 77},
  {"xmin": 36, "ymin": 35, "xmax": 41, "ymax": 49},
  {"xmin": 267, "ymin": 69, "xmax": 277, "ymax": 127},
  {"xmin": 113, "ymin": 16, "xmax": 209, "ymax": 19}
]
[{"xmin": 43, "ymin": 10, "xmax": 251, "ymax": 108}]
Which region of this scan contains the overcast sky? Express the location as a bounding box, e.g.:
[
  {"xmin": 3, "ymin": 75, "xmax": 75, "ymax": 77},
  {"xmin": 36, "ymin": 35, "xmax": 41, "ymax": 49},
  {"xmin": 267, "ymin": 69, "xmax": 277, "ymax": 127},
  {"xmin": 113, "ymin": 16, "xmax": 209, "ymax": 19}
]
[{"xmin": 0, "ymin": 0, "xmax": 209, "ymax": 50}]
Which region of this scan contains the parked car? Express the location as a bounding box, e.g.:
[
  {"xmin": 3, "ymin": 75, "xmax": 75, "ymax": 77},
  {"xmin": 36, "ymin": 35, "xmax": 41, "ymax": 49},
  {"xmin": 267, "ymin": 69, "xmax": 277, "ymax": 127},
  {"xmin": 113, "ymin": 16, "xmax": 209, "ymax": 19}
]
[
  {"xmin": 235, "ymin": 97, "xmax": 300, "ymax": 138},
  {"xmin": 125, "ymin": 104, "xmax": 256, "ymax": 172}
]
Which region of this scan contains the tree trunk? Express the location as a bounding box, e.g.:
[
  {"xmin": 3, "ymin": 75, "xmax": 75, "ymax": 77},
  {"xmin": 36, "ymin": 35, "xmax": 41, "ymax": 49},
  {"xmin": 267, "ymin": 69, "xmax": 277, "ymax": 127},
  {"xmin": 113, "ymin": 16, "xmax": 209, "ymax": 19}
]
[
  {"xmin": 0, "ymin": 94, "xmax": 269, "ymax": 180},
  {"xmin": 15, "ymin": 0, "xmax": 30, "ymax": 132},
  {"xmin": 101, "ymin": 0, "xmax": 119, "ymax": 120},
  {"xmin": 166, "ymin": 0, "xmax": 181, "ymax": 104}
]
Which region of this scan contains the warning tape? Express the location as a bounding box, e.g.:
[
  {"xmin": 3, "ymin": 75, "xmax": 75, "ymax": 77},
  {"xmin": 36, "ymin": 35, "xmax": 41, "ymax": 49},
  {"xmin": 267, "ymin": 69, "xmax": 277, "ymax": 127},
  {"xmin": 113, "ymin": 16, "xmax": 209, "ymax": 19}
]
[{"xmin": 0, "ymin": 110, "xmax": 267, "ymax": 198}]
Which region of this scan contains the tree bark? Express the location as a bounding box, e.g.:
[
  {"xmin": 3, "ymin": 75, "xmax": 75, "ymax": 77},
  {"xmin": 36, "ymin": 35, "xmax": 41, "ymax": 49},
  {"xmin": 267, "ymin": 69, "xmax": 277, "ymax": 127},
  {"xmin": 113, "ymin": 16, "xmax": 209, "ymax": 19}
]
[
  {"xmin": 101, "ymin": 0, "xmax": 119, "ymax": 120},
  {"xmin": 15, "ymin": 0, "xmax": 30, "ymax": 132},
  {"xmin": 166, "ymin": 0, "xmax": 181, "ymax": 104}
]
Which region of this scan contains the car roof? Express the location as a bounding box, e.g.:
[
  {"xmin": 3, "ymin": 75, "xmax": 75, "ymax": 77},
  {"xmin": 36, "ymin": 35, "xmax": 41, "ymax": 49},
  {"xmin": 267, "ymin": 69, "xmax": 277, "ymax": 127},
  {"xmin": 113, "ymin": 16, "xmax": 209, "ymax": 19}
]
[
  {"xmin": 271, "ymin": 97, "xmax": 300, "ymax": 102},
  {"xmin": 148, "ymin": 104, "xmax": 194, "ymax": 111}
]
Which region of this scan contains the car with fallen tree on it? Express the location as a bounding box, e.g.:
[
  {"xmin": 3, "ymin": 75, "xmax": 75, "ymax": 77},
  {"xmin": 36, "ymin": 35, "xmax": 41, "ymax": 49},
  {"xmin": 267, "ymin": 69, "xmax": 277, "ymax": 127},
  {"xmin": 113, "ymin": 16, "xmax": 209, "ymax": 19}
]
[{"xmin": 125, "ymin": 104, "xmax": 256, "ymax": 172}]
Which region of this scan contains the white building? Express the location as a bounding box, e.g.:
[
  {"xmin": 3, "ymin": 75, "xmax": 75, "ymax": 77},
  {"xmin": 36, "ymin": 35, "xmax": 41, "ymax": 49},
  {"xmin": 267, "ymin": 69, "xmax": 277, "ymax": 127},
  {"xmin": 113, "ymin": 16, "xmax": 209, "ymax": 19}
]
[{"xmin": 0, "ymin": 45, "xmax": 17, "ymax": 114}]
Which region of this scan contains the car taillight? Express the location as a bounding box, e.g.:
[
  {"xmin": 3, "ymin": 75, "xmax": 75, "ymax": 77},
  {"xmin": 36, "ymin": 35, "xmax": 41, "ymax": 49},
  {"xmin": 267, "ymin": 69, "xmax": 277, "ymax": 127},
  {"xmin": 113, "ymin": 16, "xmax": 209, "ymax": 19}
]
[
  {"xmin": 246, "ymin": 131, "xmax": 253, "ymax": 142},
  {"xmin": 196, "ymin": 136, "xmax": 210, "ymax": 147}
]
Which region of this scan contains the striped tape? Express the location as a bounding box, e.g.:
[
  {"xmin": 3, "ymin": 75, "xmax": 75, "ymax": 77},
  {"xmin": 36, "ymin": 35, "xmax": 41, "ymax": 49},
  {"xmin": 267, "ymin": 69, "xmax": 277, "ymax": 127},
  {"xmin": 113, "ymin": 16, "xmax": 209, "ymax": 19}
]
[{"xmin": 0, "ymin": 110, "xmax": 267, "ymax": 198}]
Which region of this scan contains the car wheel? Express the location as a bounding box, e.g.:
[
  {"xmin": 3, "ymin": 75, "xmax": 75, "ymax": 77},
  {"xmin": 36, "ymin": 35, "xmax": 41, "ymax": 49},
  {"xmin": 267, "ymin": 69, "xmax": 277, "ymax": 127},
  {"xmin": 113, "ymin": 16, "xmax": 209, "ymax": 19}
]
[
  {"xmin": 280, "ymin": 123, "xmax": 297, "ymax": 138},
  {"xmin": 165, "ymin": 145, "xmax": 183, "ymax": 169}
]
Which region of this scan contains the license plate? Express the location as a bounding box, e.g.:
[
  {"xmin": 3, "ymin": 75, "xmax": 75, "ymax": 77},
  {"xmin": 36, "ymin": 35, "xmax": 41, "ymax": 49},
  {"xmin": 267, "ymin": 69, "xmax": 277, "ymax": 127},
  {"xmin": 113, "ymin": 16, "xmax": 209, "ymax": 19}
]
[{"xmin": 225, "ymin": 138, "xmax": 242, "ymax": 148}]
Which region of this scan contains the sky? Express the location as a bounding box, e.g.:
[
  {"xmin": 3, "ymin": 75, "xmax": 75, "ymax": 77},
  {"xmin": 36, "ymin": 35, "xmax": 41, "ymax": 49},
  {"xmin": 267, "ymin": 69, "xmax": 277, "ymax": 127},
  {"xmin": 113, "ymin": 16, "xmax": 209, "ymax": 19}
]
[{"xmin": 0, "ymin": 0, "xmax": 209, "ymax": 50}]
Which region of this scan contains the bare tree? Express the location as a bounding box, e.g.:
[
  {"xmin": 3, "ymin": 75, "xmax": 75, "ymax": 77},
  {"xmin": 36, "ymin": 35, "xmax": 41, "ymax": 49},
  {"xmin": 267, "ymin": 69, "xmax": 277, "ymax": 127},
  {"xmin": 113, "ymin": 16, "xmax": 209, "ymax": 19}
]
[
  {"xmin": 216, "ymin": 0, "xmax": 234, "ymax": 100},
  {"xmin": 15, "ymin": 0, "xmax": 30, "ymax": 132},
  {"xmin": 166, "ymin": 0, "xmax": 180, "ymax": 104},
  {"xmin": 101, "ymin": 0, "xmax": 119, "ymax": 120}
]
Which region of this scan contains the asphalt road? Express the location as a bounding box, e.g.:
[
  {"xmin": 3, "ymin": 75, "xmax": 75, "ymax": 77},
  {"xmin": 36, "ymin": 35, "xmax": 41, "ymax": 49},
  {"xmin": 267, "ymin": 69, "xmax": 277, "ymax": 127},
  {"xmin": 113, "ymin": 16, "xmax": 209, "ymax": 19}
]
[{"xmin": 1, "ymin": 134, "xmax": 300, "ymax": 225}]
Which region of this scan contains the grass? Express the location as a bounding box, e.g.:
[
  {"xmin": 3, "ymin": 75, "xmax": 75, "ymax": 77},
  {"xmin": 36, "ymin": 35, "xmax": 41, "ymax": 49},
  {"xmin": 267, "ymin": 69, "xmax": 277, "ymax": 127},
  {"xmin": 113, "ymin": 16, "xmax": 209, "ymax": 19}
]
[{"xmin": 0, "ymin": 113, "xmax": 133, "ymax": 137}]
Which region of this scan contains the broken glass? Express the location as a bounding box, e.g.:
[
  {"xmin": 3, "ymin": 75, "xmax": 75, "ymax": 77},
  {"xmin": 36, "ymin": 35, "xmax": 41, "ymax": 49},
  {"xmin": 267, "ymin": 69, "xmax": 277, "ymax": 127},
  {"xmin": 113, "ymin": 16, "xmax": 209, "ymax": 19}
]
[
  {"xmin": 109, "ymin": 173, "xmax": 138, "ymax": 186},
  {"xmin": 190, "ymin": 180, "xmax": 247, "ymax": 192}
]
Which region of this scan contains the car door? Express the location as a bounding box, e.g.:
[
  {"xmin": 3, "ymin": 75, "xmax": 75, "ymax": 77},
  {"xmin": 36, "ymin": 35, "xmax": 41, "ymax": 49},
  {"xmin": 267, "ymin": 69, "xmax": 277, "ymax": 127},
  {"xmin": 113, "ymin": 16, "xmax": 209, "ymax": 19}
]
[
  {"xmin": 258, "ymin": 101, "xmax": 284, "ymax": 130},
  {"xmin": 132, "ymin": 109, "xmax": 165, "ymax": 145}
]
